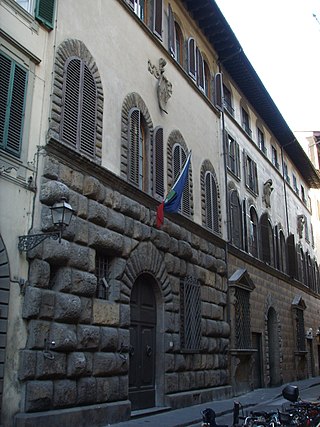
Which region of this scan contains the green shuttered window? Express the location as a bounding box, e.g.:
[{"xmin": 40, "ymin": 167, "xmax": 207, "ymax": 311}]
[
  {"xmin": 35, "ymin": 0, "xmax": 56, "ymax": 29},
  {"xmin": 0, "ymin": 52, "xmax": 28, "ymax": 158}
]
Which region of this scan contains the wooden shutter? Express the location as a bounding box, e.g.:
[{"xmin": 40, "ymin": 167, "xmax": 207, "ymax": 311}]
[
  {"xmin": 153, "ymin": 0, "xmax": 163, "ymax": 39},
  {"xmin": 242, "ymin": 199, "xmax": 248, "ymax": 252},
  {"xmin": 128, "ymin": 108, "xmax": 140, "ymax": 186},
  {"xmin": 214, "ymin": 72, "xmax": 223, "ymax": 111},
  {"xmin": 35, "ymin": 0, "xmax": 55, "ymax": 29},
  {"xmin": 0, "ymin": 52, "xmax": 27, "ymax": 157},
  {"xmin": 287, "ymin": 234, "xmax": 297, "ymax": 278},
  {"xmin": 260, "ymin": 214, "xmax": 271, "ymax": 264},
  {"xmin": 168, "ymin": 4, "xmax": 175, "ymax": 56},
  {"xmin": 188, "ymin": 38, "xmax": 196, "ymax": 80},
  {"xmin": 205, "ymin": 172, "xmax": 219, "ymax": 233},
  {"xmin": 196, "ymin": 47, "xmax": 204, "ymax": 91},
  {"xmin": 230, "ymin": 191, "xmax": 242, "ymax": 249},
  {"xmin": 153, "ymin": 127, "xmax": 164, "ymax": 199},
  {"xmin": 62, "ymin": 58, "xmax": 81, "ymax": 148},
  {"xmin": 80, "ymin": 64, "xmax": 96, "ymax": 157}
]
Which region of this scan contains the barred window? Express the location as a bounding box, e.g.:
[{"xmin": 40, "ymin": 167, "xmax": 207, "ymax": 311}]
[
  {"xmin": 95, "ymin": 254, "xmax": 110, "ymax": 300},
  {"xmin": 295, "ymin": 308, "xmax": 306, "ymax": 352},
  {"xmin": 235, "ymin": 287, "xmax": 251, "ymax": 349},
  {"xmin": 180, "ymin": 276, "xmax": 201, "ymax": 352}
]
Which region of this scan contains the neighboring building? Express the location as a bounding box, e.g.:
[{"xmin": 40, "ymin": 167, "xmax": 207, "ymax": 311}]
[
  {"xmin": 1, "ymin": 0, "xmax": 320, "ymax": 426},
  {"xmin": 295, "ymin": 131, "xmax": 320, "ymax": 260}
]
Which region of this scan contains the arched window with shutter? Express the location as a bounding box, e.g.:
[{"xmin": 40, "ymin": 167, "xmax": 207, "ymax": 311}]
[
  {"xmin": 61, "ymin": 57, "xmax": 97, "ymax": 158},
  {"xmin": 230, "ymin": 190, "xmax": 243, "ymax": 249},
  {"xmin": 260, "ymin": 213, "xmax": 274, "ymax": 266},
  {"xmin": 128, "ymin": 108, "xmax": 147, "ymax": 190},
  {"xmin": 279, "ymin": 230, "xmax": 287, "ymax": 273},
  {"xmin": 248, "ymin": 206, "xmax": 258, "ymax": 257},
  {"xmin": 188, "ymin": 37, "xmax": 196, "ymax": 80},
  {"xmin": 204, "ymin": 171, "xmax": 219, "ymax": 233},
  {"xmin": 153, "ymin": 126, "xmax": 164, "ymax": 200},
  {"xmin": 173, "ymin": 144, "xmax": 191, "ymax": 216}
]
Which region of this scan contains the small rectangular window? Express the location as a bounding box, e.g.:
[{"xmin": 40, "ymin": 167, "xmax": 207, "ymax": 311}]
[
  {"xmin": 95, "ymin": 254, "xmax": 110, "ymax": 300},
  {"xmin": 241, "ymin": 108, "xmax": 251, "ymax": 137},
  {"xmin": 223, "ymin": 85, "xmax": 233, "ymax": 115},
  {"xmin": 180, "ymin": 276, "xmax": 201, "ymax": 352},
  {"xmin": 244, "ymin": 153, "xmax": 258, "ymax": 194},
  {"xmin": 257, "ymin": 128, "xmax": 266, "ymax": 155},
  {"xmin": 271, "ymin": 146, "xmax": 279, "ymax": 169}
]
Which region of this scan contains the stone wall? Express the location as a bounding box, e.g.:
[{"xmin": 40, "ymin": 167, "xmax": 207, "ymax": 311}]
[{"xmin": 16, "ymin": 151, "xmax": 231, "ymax": 425}]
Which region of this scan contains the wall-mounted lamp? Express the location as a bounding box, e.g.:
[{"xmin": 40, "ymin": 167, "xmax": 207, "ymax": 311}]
[{"xmin": 18, "ymin": 198, "xmax": 74, "ymax": 252}]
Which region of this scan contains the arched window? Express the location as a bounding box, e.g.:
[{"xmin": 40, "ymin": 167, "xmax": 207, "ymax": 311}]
[
  {"xmin": 61, "ymin": 57, "xmax": 97, "ymax": 158},
  {"xmin": 248, "ymin": 206, "xmax": 258, "ymax": 257},
  {"xmin": 230, "ymin": 190, "xmax": 243, "ymax": 249},
  {"xmin": 260, "ymin": 213, "xmax": 274, "ymax": 266},
  {"xmin": 174, "ymin": 22, "xmax": 183, "ymax": 65},
  {"xmin": 128, "ymin": 108, "xmax": 148, "ymax": 190},
  {"xmin": 204, "ymin": 61, "xmax": 211, "ymax": 98},
  {"xmin": 172, "ymin": 144, "xmax": 191, "ymax": 216},
  {"xmin": 204, "ymin": 171, "xmax": 219, "ymax": 233},
  {"xmin": 278, "ymin": 230, "xmax": 287, "ymax": 273}
]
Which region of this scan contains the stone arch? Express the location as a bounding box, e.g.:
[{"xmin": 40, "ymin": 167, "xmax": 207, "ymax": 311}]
[
  {"xmin": 120, "ymin": 92, "xmax": 154, "ymax": 181},
  {"xmin": 121, "ymin": 241, "xmax": 173, "ymax": 310},
  {"xmin": 49, "ymin": 39, "xmax": 104, "ymax": 162},
  {"xmin": 264, "ymin": 294, "xmax": 283, "ymax": 386},
  {"xmin": 200, "ymin": 159, "xmax": 221, "ymax": 234}
]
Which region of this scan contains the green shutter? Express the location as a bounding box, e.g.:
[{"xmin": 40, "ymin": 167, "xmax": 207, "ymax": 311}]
[
  {"xmin": 0, "ymin": 52, "xmax": 27, "ymax": 157},
  {"xmin": 35, "ymin": 0, "xmax": 55, "ymax": 30}
]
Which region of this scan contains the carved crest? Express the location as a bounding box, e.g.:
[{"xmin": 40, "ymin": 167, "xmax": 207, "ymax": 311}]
[{"xmin": 148, "ymin": 58, "xmax": 173, "ymax": 114}]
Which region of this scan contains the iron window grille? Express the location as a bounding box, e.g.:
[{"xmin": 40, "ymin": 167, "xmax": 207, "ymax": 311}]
[
  {"xmin": 295, "ymin": 308, "xmax": 306, "ymax": 352},
  {"xmin": 95, "ymin": 255, "xmax": 110, "ymax": 299},
  {"xmin": 234, "ymin": 287, "xmax": 252, "ymax": 349},
  {"xmin": 180, "ymin": 276, "xmax": 201, "ymax": 352}
]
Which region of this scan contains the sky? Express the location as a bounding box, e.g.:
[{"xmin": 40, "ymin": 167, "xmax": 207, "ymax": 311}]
[{"xmin": 215, "ymin": 0, "xmax": 320, "ymax": 133}]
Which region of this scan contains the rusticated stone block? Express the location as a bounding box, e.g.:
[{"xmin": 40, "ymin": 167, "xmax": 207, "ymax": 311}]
[
  {"xmin": 93, "ymin": 352, "xmax": 128, "ymax": 376},
  {"xmin": 39, "ymin": 290, "xmax": 55, "ymax": 320},
  {"xmin": 96, "ymin": 376, "xmax": 119, "ymax": 403},
  {"xmin": 68, "ymin": 245, "xmax": 93, "ymax": 271},
  {"xmin": 22, "ymin": 287, "xmax": 42, "ymax": 319},
  {"xmin": 80, "ymin": 297, "xmax": 92, "ymax": 324},
  {"xmin": 178, "ymin": 240, "xmax": 193, "ymax": 260},
  {"xmin": 54, "ymin": 293, "xmax": 81, "ymax": 323},
  {"xmin": 106, "ymin": 208, "xmax": 125, "ymax": 234},
  {"xmin": 74, "ymin": 217, "xmax": 89, "ymax": 244},
  {"xmin": 89, "ymin": 224, "xmax": 123, "ymax": 255},
  {"xmin": 151, "ymin": 229, "xmax": 171, "ymax": 251},
  {"xmin": 88, "ymin": 199, "xmax": 108, "ymax": 226},
  {"xmin": 100, "ymin": 327, "xmax": 118, "ymax": 351},
  {"xmin": 67, "ymin": 352, "xmax": 92, "ymax": 377},
  {"xmin": 18, "ymin": 350, "xmax": 37, "ymax": 380},
  {"xmin": 83, "ymin": 176, "xmax": 100, "ymax": 200},
  {"xmin": 29, "ymin": 259, "xmax": 50, "ymax": 289},
  {"xmin": 119, "ymin": 195, "xmax": 141, "ymax": 220},
  {"xmin": 92, "ymin": 299, "xmax": 119, "ymax": 326},
  {"xmin": 165, "ymin": 373, "xmax": 179, "ymax": 393},
  {"xmin": 175, "ymin": 354, "xmax": 186, "ymax": 372},
  {"xmin": 27, "ymin": 320, "xmax": 51, "ymax": 349},
  {"xmin": 36, "ymin": 352, "xmax": 66, "ymax": 379},
  {"xmin": 40, "ymin": 180, "xmax": 69, "ymax": 205},
  {"xmin": 119, "ymin": 375, "xmax": 128, "ymax": 400},
  {"xmin": 43, "ymin": 157, "xmax": 59, "ymax": 180},
  {"xmin": 77, "ymin": 325, "xmax": 100, "ymax": 350},
  {"xmin": 53, "ymin": 379, "xmax": 77, "ymax": 408},
  {"xmin": 25, "ymin": 380, "xmax": 53, "ymax": 412},
  {"xmin": 52, "ymin": 267, "xmax": 97, "ymax": 296},
  {"xmin": 42, "ymin": 239, "xmax": 70, "ymax": 265},
  {"xmin": 77, "ymin": 194, "xmax": 88, "ymax": 219},
  {"xmin": 50, "ymin": 322, "xmax": 77, "ymax": 351},
  {"xmin": 77, "ymin": 377, "xmax": 97, "ymax": 404}
]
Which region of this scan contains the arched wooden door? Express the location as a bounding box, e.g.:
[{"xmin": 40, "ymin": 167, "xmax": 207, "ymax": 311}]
[{"xmin": 129, "ymin": 274, "xmax": 156, "ymax": 410}]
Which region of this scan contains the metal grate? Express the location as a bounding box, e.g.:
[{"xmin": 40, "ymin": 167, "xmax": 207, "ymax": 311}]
[
  {"xmin": 95, "ymin": 255, "xmax": 110, "ymax": 299},
  {"xmin": 295, "ymin": 308, "xmax": 306, "ymax": 352},
  {"xmin": 235, "ymin": 287, "xmax": 251, "ymax": 349},
  {"xmin": 180, "ymin": 276, "xmax": 201, "ymax": 352}
]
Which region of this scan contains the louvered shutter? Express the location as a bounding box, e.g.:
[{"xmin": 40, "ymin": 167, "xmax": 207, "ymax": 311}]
[
  {"xmin": 153, "ymin": 0, "xmax": 163, "ymax": 39},
  {"xmin": 173, "ymin": 145, "xmax": 190, "ymax": 215},
  {"xmin": 128, "ymin": 108, "xmax": 140, "ymax": 186},
  {"xmin": 230, "ymin": 191, "xmax": 242, "ymax": 249},
  {"xmin": 205, "ymin": 172, "xmax": 219, "ymax": 233},
  {"xmin": 127, "ymin": 0, "xmax": 134, "ymax": 9},
  {"xmin": 188, "ymin": 38, "xmax": 196, "ymax": 80},
  {"xmin": 260, "ymin": 214, "xmax": 271, "ymax": 264},
  {"xmin": 242, "ymin": 199, "xmax": 248, "ymax": 252},
  {"xmin": 168, "ymin": 4, "xmax": 175, "ymax": 56},
  {"xmin": 287, "ymin": 234, "xmax": 297, "ymax": 278},
  {"xmin": 62, "ymin": 58, "xmax": 81, "ymax": 148},
  {"xmin": 35, "ymin": 0, "xmax": 55, "ymax": 29},
  {"xmin": 0, "ymin": 53, "xmax": 27, "ymax": 157},
  {"xmin": 214, "ymin": 72, "xmax": 223, "ymax": 111},
  {"xmin": 196, "ymin": 47, "xmax": 204, "ymax": 91},
  {"xmin": 253, "ymin": 161, "xmax": 258, "ymax": 193},
  {"xmin": 154, "ymin": 127, "xmax": 164, "ymax": 199},
  {"xmin": 80, "ymin": 64, "xmax": 96, "ymax": 157}
]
